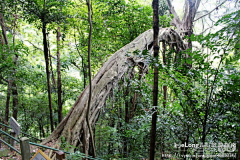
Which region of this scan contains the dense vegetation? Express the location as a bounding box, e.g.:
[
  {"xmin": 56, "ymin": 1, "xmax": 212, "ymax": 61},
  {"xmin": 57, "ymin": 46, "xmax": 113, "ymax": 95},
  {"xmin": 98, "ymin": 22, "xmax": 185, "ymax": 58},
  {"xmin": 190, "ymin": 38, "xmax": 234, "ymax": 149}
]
[{"xmin": 0, "ymin": 0, "xmax": 239, "ymax": 159}]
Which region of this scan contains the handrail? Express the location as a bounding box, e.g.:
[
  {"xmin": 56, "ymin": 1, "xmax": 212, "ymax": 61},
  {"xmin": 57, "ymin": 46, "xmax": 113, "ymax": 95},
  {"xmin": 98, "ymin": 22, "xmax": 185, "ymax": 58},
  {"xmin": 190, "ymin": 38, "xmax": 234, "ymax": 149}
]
[
  {"xmin": 0, "ymin": 138, "xmax": 21, "ymax": 154},
  {"xmin": 29, "ymin": 142, "xmax": 103, "ymax": 160},
  {"xmin": 0, "ymin": 126, "xmax": 103, "ymax": 159},
  {"xmin": 29, "ymin": 142, "xmax": 70, "ymax": 154},
  {"xmin": 0, "ymin": 122, "xmax": 41, "ymax": 142},
  {"xmin": 0, "ymin": 129, "xmax": 20, "ymax": 143},
  {"xmin": 67, "ymin": 152, "xmax": 103, "ymax": 160},
  {"xmin": 0, "ymin": 122, "xmax": 12, "ymax": 129}
]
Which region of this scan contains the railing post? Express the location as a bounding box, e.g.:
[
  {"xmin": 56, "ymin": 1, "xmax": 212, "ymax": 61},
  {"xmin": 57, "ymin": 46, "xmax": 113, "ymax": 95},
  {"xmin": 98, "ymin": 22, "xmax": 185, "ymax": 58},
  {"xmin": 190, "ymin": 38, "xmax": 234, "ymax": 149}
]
[
  {"xmin": 56, "ymin": 151, "xmax": 65, "ymax": 160},
  {"xmin": 10, "ymin": 130, "xmax": 16, "ymax": 151},
  {"xmin": 20, "ymin": 137, "xmax": 31, "ymax": 160}
]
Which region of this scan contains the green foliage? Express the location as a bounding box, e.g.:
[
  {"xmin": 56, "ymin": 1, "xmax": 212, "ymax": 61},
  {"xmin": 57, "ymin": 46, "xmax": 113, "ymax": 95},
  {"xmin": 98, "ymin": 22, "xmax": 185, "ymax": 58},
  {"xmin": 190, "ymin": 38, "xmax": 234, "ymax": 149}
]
[
  {"xmin": 20, "ymin": 0, "xmax": 72, "ymax": 24},
  {"xmin": 95, "ymin": 75, "xmax": 152, "ymax": 159},
  {"xmin": 154, "ymin": 8, "xmax": 240, "ymax": 157},
  {"xmin": 0, "ymin": 0, "xmax": 239, "ymax": 159},
  {"xmin": 93, "ymin": 5, "xmax": 240, "ymax": 159}
]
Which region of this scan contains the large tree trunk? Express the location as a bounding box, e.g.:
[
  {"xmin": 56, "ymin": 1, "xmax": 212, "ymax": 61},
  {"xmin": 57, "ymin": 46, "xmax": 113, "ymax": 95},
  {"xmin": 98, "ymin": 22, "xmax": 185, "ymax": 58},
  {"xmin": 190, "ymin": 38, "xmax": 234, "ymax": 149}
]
[
  {"xmin": 42, "ymin": 28, "xmax": 185, "ymax": 157},
  {"xmin": 167, "ymin": 0, "xmax": 201, "ymax": 68},
  {"xmin": 167, "ymin": 0, "xmax": 200, "ymax": 39}
]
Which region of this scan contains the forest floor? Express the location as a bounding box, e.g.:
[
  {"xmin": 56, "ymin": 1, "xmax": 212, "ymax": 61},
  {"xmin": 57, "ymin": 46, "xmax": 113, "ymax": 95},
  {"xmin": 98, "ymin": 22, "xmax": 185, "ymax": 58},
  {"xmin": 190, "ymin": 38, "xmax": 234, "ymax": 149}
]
[
  {"xmin": 0, "ymin": 142, "xmax": 60, "ymax": 160},
  {"xmin": 0, "ymin": 143, "xmax": 21, "ymax": 160}
]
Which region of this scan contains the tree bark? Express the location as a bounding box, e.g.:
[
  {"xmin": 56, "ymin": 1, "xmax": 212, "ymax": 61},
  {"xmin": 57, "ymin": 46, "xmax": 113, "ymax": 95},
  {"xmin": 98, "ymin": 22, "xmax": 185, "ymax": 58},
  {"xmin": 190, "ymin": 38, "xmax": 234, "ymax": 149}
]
[
  {"xmin": 86, "ymin": 0, "xmax": 96, "ymax": 157},
  {"xmin": 160, "ymin": 41, "xmax": 168, "ymax": 158},
  {"xmin": 5, "ymin": 81, "xmax": 11, "ymax": 125},
  {"xmin": 42, "ymin": 28, "xmax": 185, "ymax": 157},
  {"xmin": 1, "ymin": 7, "xmax": 11, "ymax": 126},
  {"xmin": 12, "ymin": 16, "xmax": 19, "ymax": 121},
  {"xmin": 167, "ymin": 0, "xmax": 201, "ymax": 38},
  {"xmin": 12, "ymin": 82, "xmax": 18, "ymax": 120},
  {"xmin": 1, "ymin": 5, "xmax": 19, "ymax": 123},
  {"xmin": 162, "ymin": 41, "xmax": 167, "ymax": 110},
  {"xmin": 123, "ymin": 82, "xmax": 130, "ymax": 157},
  {"xmin": 83, "ymin": 63, "xmax": 87, "ymax": 88},
  {"xmin": 149, "ymin": 0, "xmax": 159, "ymax": 159},
  {"xmin": 0, "ymin": 12, "xmax": 8, "ymax": 47},
  {"xmin": 57, "ymin": 27, "xmax": 62, "ymax": 124},
  {"xmin": 167, "ymin": 0, "xmax": 201, "ymax": 68},
  {"xmin": 49, "ymin": 49, "xmax": 56, "ymax": 89},
  {"xmin": 42, "ymin": 22, "xmax": 54, "ymax": 132}
]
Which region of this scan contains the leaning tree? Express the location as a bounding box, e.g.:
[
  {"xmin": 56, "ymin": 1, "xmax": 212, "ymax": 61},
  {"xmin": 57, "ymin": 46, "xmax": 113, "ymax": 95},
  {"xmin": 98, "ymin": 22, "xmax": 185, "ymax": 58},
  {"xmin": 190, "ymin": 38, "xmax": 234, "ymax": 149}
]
[
  {"xmin": 42, "ymin": 0, "xmax": 229, "ymax": 157},
  {"xmin": 42, "ymin": 27, "xmax": 185, "ymax": 156}
]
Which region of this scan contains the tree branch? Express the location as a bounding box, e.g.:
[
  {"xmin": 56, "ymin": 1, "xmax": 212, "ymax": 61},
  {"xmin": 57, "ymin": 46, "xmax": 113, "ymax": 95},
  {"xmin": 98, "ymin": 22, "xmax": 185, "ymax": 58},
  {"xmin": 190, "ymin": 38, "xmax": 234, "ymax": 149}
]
[
  {"xmin": 26, "ymin": 40, "xmax": 43, "ymax": 51},
  {"xmin": 71, "ymin": 61, "xmax": 81, "ymax": 70},
  {"xmin": 193, "ymin": 0, "xmax": 202, "ymax": 19},
  {"xmin": 194, "ymin": 0, "xmax": 228, "ymax": 22},
  {"xmin": 195, "ymin": 25, "xmax": 214, "ymax": 35},
  {"xmin": 166, "ymin": 0, "xmax": 181, "ymax": 26}
]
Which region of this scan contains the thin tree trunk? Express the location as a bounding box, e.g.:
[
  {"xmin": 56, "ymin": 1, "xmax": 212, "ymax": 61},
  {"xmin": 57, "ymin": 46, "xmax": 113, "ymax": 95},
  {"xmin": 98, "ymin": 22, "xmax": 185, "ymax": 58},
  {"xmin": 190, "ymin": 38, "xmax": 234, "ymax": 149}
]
[
  {"xmin": 149, "ymin": 0, "xmax": 159, "ymax": 159},
  {"xmin": 162, "ymin": 41, "xmax": 167, "ymax": 109},
  {"xmin": 38, "ymin": 122, "xmax": 42, "ymax": 138},
  {"xmin": 5, "ymin": 81, "xmax": 11, "ymax": 124},
  {"xmin": 0, "ymin": 13, "xmax": 8, "ymax": 47},
  {"xmin": 86, "ymin": 0, "xmax": 96, "ymax": 157},
  {"xmin": 57, "ymin": 27, "xmax": 62, "ymax": 123},
  {"xmin": 83, "ymin": 63, "xmax": 87, "ymax": 88},
  {"xmin": 237, "ymin": 136, "xmax": 240, "ymax": 160},
  {"xmin": 12, "ymin": 82, "xmax": 18, "ymax": 120},
  {"xmin": 48, "ymin": 35, "xmax": 56, "ymax": 90},
  {"xmin": 108, "ymin": 119, "xmax": 114, "ymax": 155},
  {"xmin": 1, "ymin": 5, "xmax": 18, "ymax": 123},
  {"xmin": 161, "ymin": 41, "xmax": 167, "ymax": 157},
  {"xmin": 42, "ymin": 22, "xmax": 54, "ymax": 132},
  {"xmin": 12, "ymin": 16, "xmax": 18, "ymax": 121},
  {"xmin": 123, "ymin": 82, "xmax": 129, "ymax": 157},
  {"xmin": 0, "ymin": 33, "xmax": 3, "ymax": 46},
  {"xmin": 73, "ymin": 26, "xmax": 87, "ymax": 89},
  {"xmin": 1, "ymin": 7, "xmax": 11, "ymax": 126}
]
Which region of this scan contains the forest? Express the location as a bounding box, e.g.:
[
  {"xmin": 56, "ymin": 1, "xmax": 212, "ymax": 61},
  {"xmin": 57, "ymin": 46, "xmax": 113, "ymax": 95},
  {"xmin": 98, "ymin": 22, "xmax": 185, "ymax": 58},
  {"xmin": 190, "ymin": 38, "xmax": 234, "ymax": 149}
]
[{"xmin": 0, "ymin": 0, "xmax": 239, "ymax": 159}]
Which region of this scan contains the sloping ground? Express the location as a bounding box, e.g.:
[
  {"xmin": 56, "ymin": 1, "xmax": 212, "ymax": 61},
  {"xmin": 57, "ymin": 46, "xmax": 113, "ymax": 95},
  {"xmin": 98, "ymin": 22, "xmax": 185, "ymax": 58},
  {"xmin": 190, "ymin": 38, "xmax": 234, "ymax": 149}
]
[
  {"xmin": 0, "ymin": 142, "xmax": 46, "ymax": 160},
  {"xmin": 0, "ymin": 144, "xmax": 21, "ymax": 160}
]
